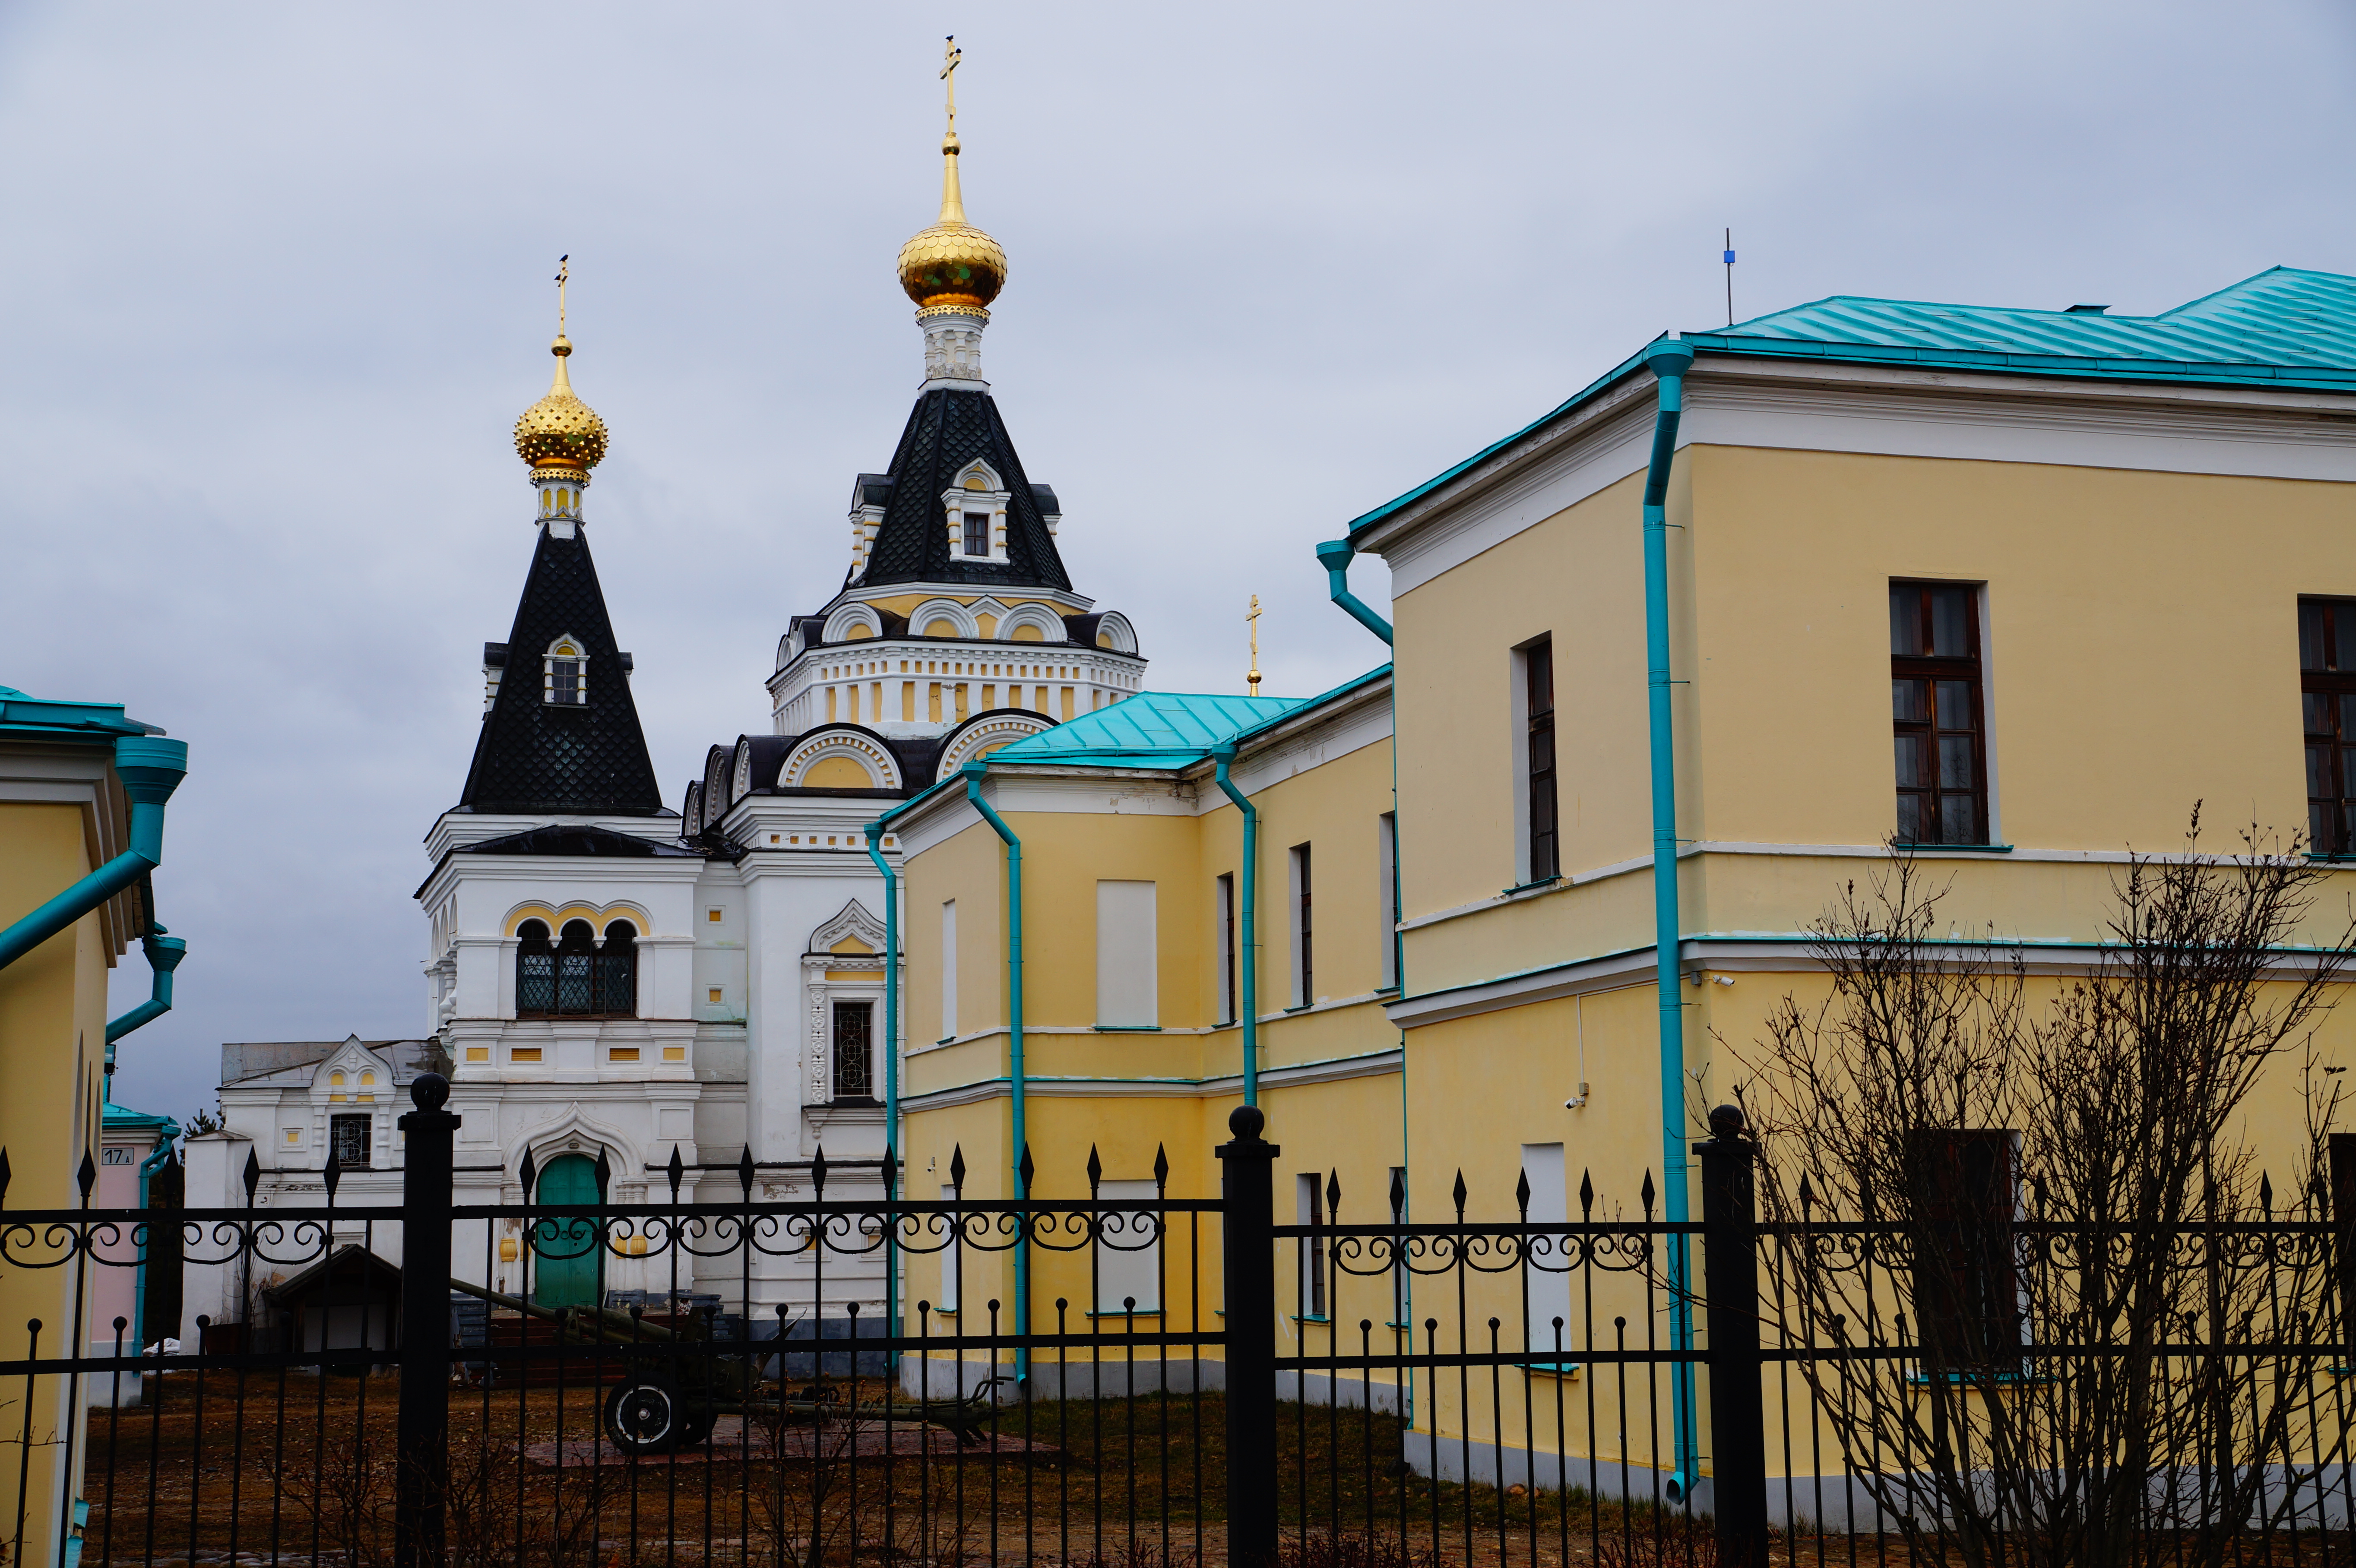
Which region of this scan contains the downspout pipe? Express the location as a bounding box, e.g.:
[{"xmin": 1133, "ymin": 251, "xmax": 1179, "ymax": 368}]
[
  {"xmin": 1314, "ymin": 540, "xmax": 1394, "ymax": 645},
  {"xmin": 1208, "ymin": 746, "xmax": 1259, "ymax": 1108},
  {"xmin": 0, "ymin": 736, "xmax": 188, "ymax": 973},
  {"xmin": 959, "ymin": 762, "xmax": 1029, "ymax": 1385},
  {"xmin": 107, "ymin": 932, "xmax": 187, "ymax": 1044},
  {"xmin": 133, "ymin": 1122, "xmax": 180, "ymax": 1356},
  {"xmin": 861, "ymin": 819, "xmax": 904, "ymax": 1366},
  {"xmin": 1639, "ymin": 337, "xmax": 1700, "ymax": 1498}
]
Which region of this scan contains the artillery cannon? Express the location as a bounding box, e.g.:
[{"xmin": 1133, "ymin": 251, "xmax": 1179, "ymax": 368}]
[{"xmin": 449, "ymin": 1278, "xmax": 1008, "ymax": 1455}]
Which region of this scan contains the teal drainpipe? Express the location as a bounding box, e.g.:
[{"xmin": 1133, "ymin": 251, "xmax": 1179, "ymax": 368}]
[
  {"xmin": 1639, "ymin": 336, "xmax": 1700, "ymax": 1498},
  {"xmin": 862, "ymin": 819, "xmax": 904, "ymax": 1365},
  {"xmin": 106, "ymin": 931, "xmax": 187, "ymax": 1043},
  {"xmin": 0, "ymin": 736, "xmax": 187, "ymax": 972},
  {"xmin": 1208, "ymin": 746, "xmax": 1259, "ymax": 1107},
  {"xmin": 959, "ymin": 762, "xmax": 1029, "ymax": 1385},
  {"xmin": 132, "ymin": 1121, "xmax": 180, "ymax": 1354},
  {"xmin": 1314, "ymin": 541, "xmax": 1394, "ymax": 645}
]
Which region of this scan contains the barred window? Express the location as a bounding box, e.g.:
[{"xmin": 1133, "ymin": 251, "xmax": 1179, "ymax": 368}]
[
  {"xmin": 329, "ymin": 1115, "xmax": 371, "ymax": 1170},
  {"xmin": 1910, "ymin": 1128, "xmax": 2021, "ymax": 1371},
  {"xmin": 516, "ymin": 920, "xmax": 555, "ymax": 1015},
  {"xmin": 832, "ymin": 1002, "xmax": 875, "ymax": 1100}
]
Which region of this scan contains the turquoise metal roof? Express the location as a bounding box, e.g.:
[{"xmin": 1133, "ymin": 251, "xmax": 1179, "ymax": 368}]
[
  {"xmin": 1688, "ymin": 266, "xmax": 2356, "ymax": 383},
  {"xmin": 0, "ymin": 686, "xmax": 161, "ymax": 743},
  {"xmin": 986, "ymin": 666, "xmax": 1395, "ymax": 774},
  {"xmin": 987, "ymin": 691, "xmax": 1309, "ymax": 771},
  {"xmin": 1346, "ymin": 266, "xmax": 2356, "ymax": 545}
]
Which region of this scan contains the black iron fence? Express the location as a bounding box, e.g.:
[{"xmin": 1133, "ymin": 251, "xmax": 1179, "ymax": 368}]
[{"xmin": 3, "ymin": 1084, "xmax": 2355, "ymax": 1567}]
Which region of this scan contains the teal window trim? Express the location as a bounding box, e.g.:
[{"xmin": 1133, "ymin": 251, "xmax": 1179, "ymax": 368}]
[
  {"xmin": 2308, "ymin": 854, "xmax": 2356, "ymax": 864},
  {"xmin": 1290, "ymin": 1314, "xmax": 1333, "ymax": 1326},
  {"xmin": 934, "ymin": 1037, "xmax": 956, "ymax": 1046},
  {"xmin": 1283, "ymin": 1003, "xmax": 1314, "ymax": 1015},
  {"xmin": 1903, "ymin": 1368, "xmax": 2044, "ymax": 1386},
  {"xmin": 1086, "ymin": 1307, "xmax": 1166, "ymax": 1319},
  {"xmin": 1894, "ymin": 842, "xmax": 2014, "ymax": 854},
  {"xmin": 1092, "ymin": 1025, "xmax": 1164, "ymax": 1033},
  {"xmin": 1517, "ymin": 1360, "xmax": 1582, "ymax": 1378},
  {"xmin": 1499, "ymin": 876, "xmax": 1564, "ymax": 898}
]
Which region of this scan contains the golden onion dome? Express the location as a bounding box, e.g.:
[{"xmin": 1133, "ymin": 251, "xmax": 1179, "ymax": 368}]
[
  {"xmin": 513, "ymin": 335, "xmax": 608, "ymax": 474},
  {"xmin": 897, "ymin": 133, "xmax": 1006, "ymax": 311}
]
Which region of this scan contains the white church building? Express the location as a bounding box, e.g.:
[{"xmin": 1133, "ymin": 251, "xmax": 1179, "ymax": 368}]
[{"xmin": 191, "ymin": 110, "xmax": 1145, "ymax": 1339}]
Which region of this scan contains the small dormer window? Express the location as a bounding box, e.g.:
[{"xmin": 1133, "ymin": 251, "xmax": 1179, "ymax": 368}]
[
  {"xmin": 963, "ymin": 512, "xmax": 990, "ymax": 557},
  {"xmin": 545, "ymin": 636, "xmax": 588, "ymax": 705}
]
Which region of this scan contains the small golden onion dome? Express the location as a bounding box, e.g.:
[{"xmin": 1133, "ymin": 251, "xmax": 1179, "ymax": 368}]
[
  {"xmin": 897, "ymin": 133, "xmax": 1007, "ymax": 310},
  {"xmin": 513, "ymin": 335, "xmax": 608, "ymax": 474}
]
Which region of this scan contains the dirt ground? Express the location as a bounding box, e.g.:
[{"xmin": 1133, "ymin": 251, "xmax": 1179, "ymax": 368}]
[{"xmin": 69, "ymin": 1373, "xmax": 2356, "ymax": 1568}]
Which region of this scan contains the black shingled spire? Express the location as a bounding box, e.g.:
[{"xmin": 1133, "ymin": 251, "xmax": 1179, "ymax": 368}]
[
  {"xmin": 855, "ymin": 386, "xmax": 1071, "ymax": 591},
  {"xmin": 457, "ymin": 525, "xmax": 664, "ymax": 815}
]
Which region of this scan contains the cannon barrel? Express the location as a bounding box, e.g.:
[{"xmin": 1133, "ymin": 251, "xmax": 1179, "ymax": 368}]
[{"xmin": 446, "ymin": 1276, "xmax": 686, "ymax": 1345}]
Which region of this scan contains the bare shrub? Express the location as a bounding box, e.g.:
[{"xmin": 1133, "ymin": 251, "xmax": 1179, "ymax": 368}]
[{"xmin": 1734, "ymin": 816, "xmax": 2356, "ymax": 1568}]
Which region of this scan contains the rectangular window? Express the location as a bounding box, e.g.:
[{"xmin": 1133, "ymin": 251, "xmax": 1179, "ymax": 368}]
[
  {"xmin": 963, "ymin": 511, "xmax": 990, "ymax": 556},
  {"xmin": 2299, "ymin": 599, "xmax": 2356, "ymax": 855},
  {"xmin": 1095, "ymin": 880, "xmax": 1159, "ymax": 1027},
  {"xmin": 939, "ymin": 900, "xmax": 958, "ymax": 1040},
  {"xmin": 1288, "ymin": 844, "xmax": 1314, "ymax": 1007},
  {"xmin": 1297, "ymin": 1173, "xmax": 1328, "ymax": 1320},
  {"xmin": 1094, "ymin": 1177, "xmax": 1162, "ymax": 1314},
  {"xmin": 1377, "ymin": 812, "xmax": 1400, "ymax": 991},
  {"xmin": 329, "ymin": 1115, "xmax": 371, "ymax": 1169},
  {"xmin": 1521, "ymin": 1143, "xmax": 1572, "ymax": 1360},
  {"xmin": 1909, "ymin": 1129, "xmax": 2022, "ymax": 1372},
  {"xmin": 1890, "ymin": 582, "xmax": 1990, "ymax": 845},
  {"xmin": 1215, "ymin": 873, "xmax": 1238, "ymax": 1026},
  {"xmin": 1524, "ymin": 639, "xmax": 1558, "ymax": 882},
  {"xmin": 545, "ymin": 659, "xmax": 584, "ymax": 705},
  {"xmin": 831, "ymin": 1002, "xmax": 874, "ymax": 1100}
]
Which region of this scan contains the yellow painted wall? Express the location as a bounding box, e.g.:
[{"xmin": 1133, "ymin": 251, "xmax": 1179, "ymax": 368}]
[
  {"xmin": 0, "ymin": 799, "xmax": 117, "ymax": 1557},
  {"xmin": 1391, "ymin": 446, "xmax": 2356, "ymax": 1001}
]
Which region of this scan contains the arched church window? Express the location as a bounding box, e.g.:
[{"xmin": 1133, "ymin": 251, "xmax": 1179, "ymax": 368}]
[
  {"xmin": 595, "ymin": 920, "xmax": 639, "ymax": 1017},
  {"xmin": 556, "ymin": 920, "xmax": 596, "ymax": 1013},
  {"xmin": 516, "ymin": 920, "xmax": 555, "ymax": 1016},
  {"xmin": 545, "ymin": 638, "xmax": 587, "ymax": 706}
]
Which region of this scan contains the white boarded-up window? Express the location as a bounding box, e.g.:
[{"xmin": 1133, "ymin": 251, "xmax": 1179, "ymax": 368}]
[
  {"xmin": 939, "ymin": 900, "xmax": 957, "ymax": 1041},
  {"xmin": 1521, "ymin": 1143, "xmax": 1574, "ymax": 1363},
  {"xmin": 1096, "ymin": 880, "xmax": 1158, "ymax": 1027},
  {"xmin": 1094, "ymin": 1178, "xmax": 1161, "ymax": 1313}
]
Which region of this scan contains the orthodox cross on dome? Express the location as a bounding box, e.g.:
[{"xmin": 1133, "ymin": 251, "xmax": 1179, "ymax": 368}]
[
  {"xmin": 940, "ymin": 36, "xmax": 961, "ymax": 137},
  {"xmin": 555, "ymin": 254, "xmax": 569, "ymax": 338},
  {"xmin": 1247, "ymin": 595, "xmax": 1263, "ymax": 695}
]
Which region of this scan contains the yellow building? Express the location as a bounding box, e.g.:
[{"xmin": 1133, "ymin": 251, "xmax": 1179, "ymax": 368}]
[
  {"xmin": 0, "ymin": 688, "xmax": 187, "ymax": 1559},
  {"xmin": 888, "ymin": 269, "xmax": 2356, "ymax": 1489}
]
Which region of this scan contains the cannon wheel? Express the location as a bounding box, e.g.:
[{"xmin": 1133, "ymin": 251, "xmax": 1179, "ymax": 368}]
[{"xmin": 603, "ymin": 1377, "xmax": 711, "ymax": 1455}]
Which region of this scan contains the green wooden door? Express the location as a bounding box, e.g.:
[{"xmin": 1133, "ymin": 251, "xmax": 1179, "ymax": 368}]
[{"xmin": 532, "ymin": 1154, "xmax": 602, "ymax": 1308}]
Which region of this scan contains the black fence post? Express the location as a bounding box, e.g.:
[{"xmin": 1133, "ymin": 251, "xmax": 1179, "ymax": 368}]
[
  {"xmin": 395, "ymin": 1072, "xmax": 460, "ymax": 1568},
  {"xmin": 1219, "ymin": 1104, "xmax": 1280, "ymax": 1568},
  {"xmin": 1698, "ymin": 1104, "xmax": 1768, "ymax": 1568}
]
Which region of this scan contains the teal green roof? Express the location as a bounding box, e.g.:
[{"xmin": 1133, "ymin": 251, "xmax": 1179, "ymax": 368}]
[
  {"xmin": 988, "ymin": 691, "xmax": 1308, "ymax": 771},
  {"xmin": 1347, "ymin": 266, "xmax": 2356, "ymax": 544},
  {"xmin": 987, "ymin": 665, "xmax": 1394, "ymax": 773},
  {"xmin": 0, "ymin": 687, "xmax": 161, "ymax": 744}
]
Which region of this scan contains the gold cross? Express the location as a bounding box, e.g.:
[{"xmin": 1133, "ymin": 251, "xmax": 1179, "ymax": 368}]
[
  {"xmin": 1247, "ymin": 595, "xmax": 1262, "ymax": 694},
  {"xmin": 555, "ymin": 254, "xmax": 569, "ymax": 336},
  {"xmin": 940, "ymin": 36, "xmax": 962, "ymax": 136}
]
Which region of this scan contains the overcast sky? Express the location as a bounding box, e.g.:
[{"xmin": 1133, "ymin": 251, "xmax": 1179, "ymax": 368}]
[{"xmin": 3, "ymin": 2, "xmax": 2350, "ymax": 1128}]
